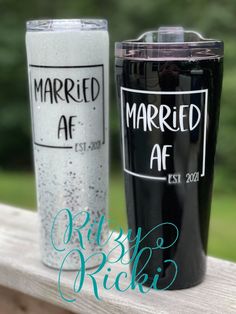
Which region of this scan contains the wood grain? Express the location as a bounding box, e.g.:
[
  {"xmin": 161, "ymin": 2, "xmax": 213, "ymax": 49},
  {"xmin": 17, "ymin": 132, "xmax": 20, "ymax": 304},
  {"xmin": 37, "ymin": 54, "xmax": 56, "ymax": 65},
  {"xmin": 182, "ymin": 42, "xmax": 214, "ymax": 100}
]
[
  {"xmin": 0, "ymin": 285, "xmax": 74, "ymax": 314},
  {"xmin": 0, "ymin": 203, "xmax": 235, "ymax": 314}
]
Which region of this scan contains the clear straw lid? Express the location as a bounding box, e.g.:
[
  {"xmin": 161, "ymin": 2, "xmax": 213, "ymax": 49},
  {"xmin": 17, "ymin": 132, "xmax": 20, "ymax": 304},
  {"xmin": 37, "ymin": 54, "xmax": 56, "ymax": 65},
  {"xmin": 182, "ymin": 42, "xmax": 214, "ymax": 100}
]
[
  {"xmin": 115, "ymin": 26, "xmax": 223, "ymax": 60},
  {"xmin": 26, "ymin": 19, "xmax": 108, "ymax": 32}
]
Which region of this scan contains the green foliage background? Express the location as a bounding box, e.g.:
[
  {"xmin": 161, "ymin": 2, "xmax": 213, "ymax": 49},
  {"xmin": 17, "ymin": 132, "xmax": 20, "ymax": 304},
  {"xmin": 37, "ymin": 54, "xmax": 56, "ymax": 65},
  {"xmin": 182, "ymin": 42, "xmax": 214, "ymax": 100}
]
[
  {"xmin": 0, "ymin": 0, "xmax": 235, "ymax": 179},
  {"xmin": 0, "ymin": 0, "xmax": 235, "ymax": 261}
]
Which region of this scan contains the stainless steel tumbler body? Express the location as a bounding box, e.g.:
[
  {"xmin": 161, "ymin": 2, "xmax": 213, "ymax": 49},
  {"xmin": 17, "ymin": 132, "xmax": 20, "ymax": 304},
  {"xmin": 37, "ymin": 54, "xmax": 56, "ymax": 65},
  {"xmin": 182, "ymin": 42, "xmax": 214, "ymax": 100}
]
[
  {"xmin": 115, "ymin": 27, "xmax": 223, "ymax": 289},
  {"xmin": 26, "ymin": 19, "xmax": 109, "ymax": 269}
]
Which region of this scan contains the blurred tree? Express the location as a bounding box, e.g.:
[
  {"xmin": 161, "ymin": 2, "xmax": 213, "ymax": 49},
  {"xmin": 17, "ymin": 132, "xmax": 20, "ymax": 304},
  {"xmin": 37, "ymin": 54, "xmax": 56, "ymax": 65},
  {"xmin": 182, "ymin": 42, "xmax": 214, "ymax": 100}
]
[{"xmin": 0, "ymin": 0, "xmax": 235, "ymax": 185}]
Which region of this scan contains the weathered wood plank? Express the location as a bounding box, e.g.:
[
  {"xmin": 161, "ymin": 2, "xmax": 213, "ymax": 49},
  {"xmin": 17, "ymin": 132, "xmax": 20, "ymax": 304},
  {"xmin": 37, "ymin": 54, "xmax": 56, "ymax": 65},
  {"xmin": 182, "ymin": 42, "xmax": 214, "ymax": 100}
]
[
  {"xmin": 0, "ymin": 203, "xmax": 235, "ymax": 314},
  {"xmin": 0, "ymin": 285, "xmax": 74, "ymax": 314}
]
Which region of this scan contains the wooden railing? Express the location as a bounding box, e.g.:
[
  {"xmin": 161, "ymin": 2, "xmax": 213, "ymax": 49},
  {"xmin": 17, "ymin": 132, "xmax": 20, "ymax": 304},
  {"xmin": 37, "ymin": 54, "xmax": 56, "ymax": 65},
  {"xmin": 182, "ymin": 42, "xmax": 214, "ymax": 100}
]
[{"xmin": 0, "ymin": 204, "xmax": 235, "ymax": 313}]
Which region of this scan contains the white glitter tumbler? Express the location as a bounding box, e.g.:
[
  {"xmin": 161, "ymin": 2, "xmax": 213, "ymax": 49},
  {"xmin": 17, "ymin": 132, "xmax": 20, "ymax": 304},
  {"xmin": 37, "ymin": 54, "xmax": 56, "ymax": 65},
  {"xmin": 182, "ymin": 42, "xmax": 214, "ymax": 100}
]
[{"xmin": 26, "ymin": 19, "xmax": 109, "ymax": 269}]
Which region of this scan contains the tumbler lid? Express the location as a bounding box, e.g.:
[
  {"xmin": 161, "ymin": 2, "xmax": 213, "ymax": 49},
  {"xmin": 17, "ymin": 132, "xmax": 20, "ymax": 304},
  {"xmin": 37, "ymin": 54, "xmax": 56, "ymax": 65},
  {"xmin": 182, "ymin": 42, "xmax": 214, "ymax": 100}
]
[
  {"xmin": 115, "ymin": 26, "xmax": 223, "ymax": 60},
  {"xmin": 26, "ymin": 19, "xmax": 108, "ymax": 32}
]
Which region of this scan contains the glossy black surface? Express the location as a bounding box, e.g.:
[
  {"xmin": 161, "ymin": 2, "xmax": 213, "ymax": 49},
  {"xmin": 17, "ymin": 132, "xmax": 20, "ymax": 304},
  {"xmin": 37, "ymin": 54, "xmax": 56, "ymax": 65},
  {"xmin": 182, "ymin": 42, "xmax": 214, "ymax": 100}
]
[{"xmin": 115, "ymin": 58, "xmax": 223, "ymax": 289}]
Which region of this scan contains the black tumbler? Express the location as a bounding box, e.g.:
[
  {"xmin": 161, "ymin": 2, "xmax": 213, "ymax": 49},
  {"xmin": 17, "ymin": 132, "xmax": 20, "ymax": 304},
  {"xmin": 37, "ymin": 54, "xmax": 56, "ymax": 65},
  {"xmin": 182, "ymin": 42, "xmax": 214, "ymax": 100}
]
[{"xmin": 115, "ymin": 27, "xmax": 223, "ymax": 289}]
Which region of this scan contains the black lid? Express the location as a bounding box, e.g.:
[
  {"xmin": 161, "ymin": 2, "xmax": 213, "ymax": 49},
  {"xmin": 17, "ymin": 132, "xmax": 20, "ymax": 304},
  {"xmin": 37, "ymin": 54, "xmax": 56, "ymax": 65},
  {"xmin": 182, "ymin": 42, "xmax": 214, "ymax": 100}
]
[{"xmin": 115, "ymin": 27, "xmax": 223, "ymax": 60}]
